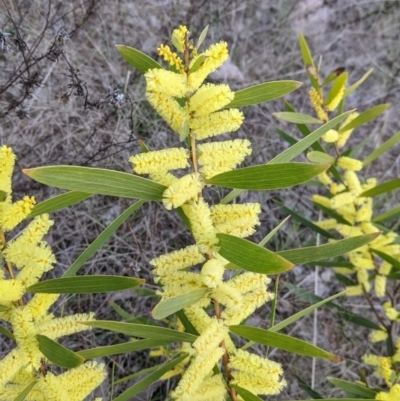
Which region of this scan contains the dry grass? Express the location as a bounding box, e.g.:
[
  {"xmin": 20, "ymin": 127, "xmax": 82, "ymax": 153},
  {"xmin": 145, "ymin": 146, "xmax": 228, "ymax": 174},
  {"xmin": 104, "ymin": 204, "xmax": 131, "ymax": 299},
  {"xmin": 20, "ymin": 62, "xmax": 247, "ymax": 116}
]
[{"xmin": 1, "ymin": 0, "xmax": 400, "ymax": 399}]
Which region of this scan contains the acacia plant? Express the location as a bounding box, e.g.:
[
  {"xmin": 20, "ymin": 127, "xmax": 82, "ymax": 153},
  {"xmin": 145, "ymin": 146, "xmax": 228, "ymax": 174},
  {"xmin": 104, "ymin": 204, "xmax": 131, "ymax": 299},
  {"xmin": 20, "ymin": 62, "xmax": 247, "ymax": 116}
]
[
  {"xmin": 273, "ymin": 34, "xmax": 400, "ymax": 400},
  {"xmin": 1, "ymin": 26, "xmax": 383, "ymax": 401}
]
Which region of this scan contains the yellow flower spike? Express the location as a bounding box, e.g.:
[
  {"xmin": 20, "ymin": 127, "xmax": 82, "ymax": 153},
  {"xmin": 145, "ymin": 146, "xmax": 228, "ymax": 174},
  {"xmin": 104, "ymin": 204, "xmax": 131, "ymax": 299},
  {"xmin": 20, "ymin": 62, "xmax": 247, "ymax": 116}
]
[
  {"xmin": 374, "ymin": 275, "xmax": 387, "ymax": 298},
  {"xmin": 201, "ymin": 258, "xmax": 225, "ymax": 288},
  {"xmin": 318, "ymin": 171, "xmax": 333, "ymax": 185},
  {"xmin": 230, "ymin": 349, "xmax": 286, "ymax": 396},
  {"xmin": 182, "ymin": 199, "xmax": 219, "ymax": 253},
  {"xmin": 309, "ymin": 88, "xmax": 328, "ymax": 122},
  {"xmin": 379, "ymin": 261, "xmax": 392, "ymax": 275},
  {"xmin": 0, "ymin": 279, "xmax": 25, "ymax": 303},
  {"xmin": 190, "ymin": 83, "xmax": 234, "ymax": 117},
  {"xmin": 129, "ymin": 147, "xmax": 190, "ymax": 175},
  {"xmin": 172, "ymin": 25, "xmax": 188, "ymax": 52},
  {"xmin": 329, "ymin": 182, "xmax": 346, "ymax": 195},
  {"xmin": 15, "ymin": 214, "xmax": 54, "ymax": 246},
  {"xmin": 190, "ymin": 108, "xmax": 244, "ymax": 140},
  {"xmin": 315, "ymin": 219, "xmax": 338, "ymax": 230},
  {"xmin": 311, "ymin": 194, "xmax": 331, "ymax": 208},
  {"xmin": 375, "ymin": 384, "xmax": 400, "ymax": 401},
  {"xmin": 187, "ymin": 41, "xmax": 229, "ymax": 92},
  {"xmin": 212, "ymin": 282, "xmax": 243, "ymax": 311},
  {"xmin": 150, "ymin": 245, "xmax": 205, "ymax": 275},
  {"xmin": 157, "ymin": 44, "xmax": 184, "ymax": 72},
  {"xmin": 227, "ymin": 272, "xmax": 271, "ymax": 295},
  {"xmin": 189, "ymin": 374, "xmax": 226, "ymax": 401},
  {"xmin": 337, "ymin": 156, "xmax": 363, "ymax": 171},
  {"xmin": 192, "ymin": 318, "xmax": 228, "ymax": 357},
  {"xmin": 145, "ymin": 69, "xmax": 187, "ymax": 97},
  {"xmin": 149, "ymin": 170, "xmax": 178, "ymax": 187},
  {"xmin": 369, "ymin": 328, "xmax": 388, "ymax": 343},
  {"xmin": 356, "ymin": 199, "xmax": 373, "ymax": 222},
  {"xmin": 28, "ymin": 293, "xmax": 60, "ymax": 321},
  {"xmin": 0, "ymin": 196, "xmax": 36, "ymax": 231},
  {"xmin": 346, "ymin": 284, "xmax": 363, "ymax": 296},
  {"xmin": 145, "ymin": 91, "xmax": 188, "ymax": 134},
  {"xmin": 162, "ymin": 173, "xmax": 203, "ymax": 210},
  {"xmin": 0, "ymin": 349, "xmax": 25, "ymax": 391},
  {"xmin": 383, "ymin": 302, "xmax": 398, "ymax": 320},
  {"xmin": 321, "ymin": 129, "xmax": 339, "ymax": 143},
  {"xmin": 210, "ymin": 202, "xmax": 261, "ymax": 238},
  {"xmin": 356, "ymin": 267, "xmax": 369, "ymax": 286},
  {"xmin": 170, "ymin": 347, "xmax": 225, "ymax": 401},
  {"xmin": 197, "ymin": 139, "xmax": 252, "ymax": 179},
  {"xmin": 344, "ymin": 171, "xmax": 362, "ymax": 196},
  {"xmin": 0, "ymin": 145, "xmax": 16, "ymax": 196},
  {"xmin": 362, "ymin": 177, "xmax": 377, "ymax": 191},
  {"xmin": 330, "ymin": 191, "xmax": 356, "ymax": 209},
  {"xmin": 337, "ymin": 112, "xmax": 359, "ymax": 148}
]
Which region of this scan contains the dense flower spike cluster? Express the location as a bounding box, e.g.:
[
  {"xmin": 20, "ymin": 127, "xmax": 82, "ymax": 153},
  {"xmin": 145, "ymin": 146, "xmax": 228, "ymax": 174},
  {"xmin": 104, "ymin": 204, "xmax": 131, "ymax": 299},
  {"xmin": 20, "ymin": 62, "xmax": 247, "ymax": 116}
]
[
  {"xmin": 0, "ymin": 146, "xmax": 106, "ymax": 401},
  {"xmin": 306, "ymin": 64, "xmax": 400, "ymax": 397},
  {"xmin": 130, "ymin": 26, "xmax": 285, "ymax": 400}
]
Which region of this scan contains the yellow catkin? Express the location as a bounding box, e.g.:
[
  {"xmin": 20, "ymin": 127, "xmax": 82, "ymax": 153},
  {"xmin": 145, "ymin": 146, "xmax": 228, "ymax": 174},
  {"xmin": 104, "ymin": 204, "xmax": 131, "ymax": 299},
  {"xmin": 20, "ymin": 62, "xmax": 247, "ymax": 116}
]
[
  {"xmin": 145, "ymin": 69, "xmax": 187, "ymax": 97},
  {"xmin": 369, "ymin": 328, "xmax": 388, "ymax": 343},
  {"xmin": 309, "ymin": 88, "xmax": 328, "ymax": 122},
  {"xmin": 157, "ymin": 44, "xmax": 184, "ymax": 72},
  {"xmin": 129, "ymin": 147, "xmax": 189, "ymax": 175},
  {"xmin": 0, "ymin": 145, "xmax": 16, "ymax": 195},
  {"xmin": 337, "ymin": 112, "xmax": 359, "ymax": 148},
  {"xmin": 197, "ymin": 139, "xmax": 252, "ymax": 179},
  {"xmin": 322, "ymin": 129, "xmax": 339, "ymax": 143},
  {"xmin": 189, "ymin": 83, "xmax": 234, "ymax": 117},
  {"xmin": 337, "ymin": 156, "xmax": 363, "ymax": 171},
  {"xmin": 162, "ymin": 173, "xmax": 203, "ymax": 210},
  {"xmin": 201, "ymin": 258, "xmax": 225, "ymax": 288},
  {"xmin": 190, "ymin": 109, "xmax": 244, "ymax": 140},
  {"xmin": 0, "ymin": 196, "xmax": 36, "ymax": 231}
]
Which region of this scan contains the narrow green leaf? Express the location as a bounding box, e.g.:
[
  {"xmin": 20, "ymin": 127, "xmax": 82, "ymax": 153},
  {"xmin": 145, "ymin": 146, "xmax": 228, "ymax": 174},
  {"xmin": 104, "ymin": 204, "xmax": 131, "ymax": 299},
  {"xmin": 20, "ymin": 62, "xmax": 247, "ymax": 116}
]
[
  {"xmin": 259, "ymin": 215, "xmax": 291, "ymax": 247},
  {"xmin": 115, "ymin": 45, "xmax": 163, "ymax": 73},
  {"xmin": 171, "ymin": 31, "xmax": 183, "ymax": 52},
  {"xmin": 344, "ymin": 68, "xmax": 373, "ymax": 98},
  {"xmin": 114, "ymin": 365, "xmax": 159, "ymax": 385},
  {"xmin": 77, "ymin": 339, "xmax": 171, "ymax": 359},
  {"xmin": 339, "ymin": 104, "xmax": 390, "ymax": 132},
  {"xmin": 27, "ymin": 276, "xmax": 144, "ymax": 294},
  {"xmin": 152, "ymin": 288, "xmax": 209, "ymax": 320},
  {"xmin": 371, "ymin": 248, "xmax": 400, "ymax": 270},
  {"xmin": 372, "ymin": 205, "xmax": 400, "ymax": 223},
  {"xmin": 0, "ymin": 323, "xmax": 15, "ymax": 341},
  {"xmin": 299, "ymin": 33, "xmax": 314, "ymax": 67},
  {"xmin": 270, "ymin": 111, "xmax": 353, "ymax": 163},
  {"xmin": 232, "ymin": 385, "xmax": 263, "ymax": 401},
  {"xmin": 189, "ymin": 54, "xmax": 207, "ymax": 73},
  {"xmin": 217, "ymin": 233, "xmax": 294, "ymax": 274},
  {"xmin": 293, "ymin": 373, "xmax": 323, "ymax": 399},
  {"xmin": 225, "ymin": 81, "xmax": 302, "ymax": 108},
  {"xmin": 276, "ymin": 128, "xmax": 298, "ymax": 146},
  {"xmin": 325, "ymin": 72, "xmax": 347, "ymax": 108},
  {"xmin": 36, "ymin": 334, "xmax": 84, "ymax": 368},
  {"xmin": 13, "ymin": 380, "xmax": 37, "ymax": 401},
  {"xmin": 29, "ymin": 191, "xmax": 92, "ymax": 218},
  {"xmin": 112, "ymin": 354, "xmax": 188, "ymax": 401},
  {"xmin": 230, "ymin": 326, "xmax": 340, "ymax": 361},
  {"xmin": 175, "ymin": 310, "xmax": 200, "ymax": 336},
  {"xmin": 63, "ymin": 201, "xmax": 145, "ymax": 277},
  {"xmin": 179, "ymin": 118, "xmax": 190, "ymax": 141},
  {"xmin": 220, "ymin": 112, "xmax": 351, "ymax": 204},
  {"xmin": 327, "ymin": 378, "xmax": 378, "ymax": 398},
  {"xmin": 197, "ymin": 25, "xmax": 209, "ymax": 49},
  {"xmin": 322, "ymin": 67, "xmax": 346, "ymax": 87},
  {"xmin": 23, "ymin": 166, "xmax": 166, "ymax": 201},
  {"xmin": 363, "ymin": 130, "xmax": 400, "ymax": 166},
  {"xmin": 273, "ymin": 112, "xmax": 322, "ymax": 124},
  {"xmin": 275, "ymin": 201, "xmax": 334, "ymax": 239},
  {"xmin": 268, "ymin": 291, "xmax": 346, "ymax": 333},
  {"xmin": 82, "ymin": 321, "xmax": 198, "ymax": 343},
  {"xmin": 286, "ymin": 283, "xmax": 381, "ymax": 330},
  {"xmin": 277, "ymin": 233, "xmax": 379, "ymax": 265},
  {"xmin": 138, "ymin": 139, "xmax": 150, "ymax": 153},
  {"xmin": 109, "ymin": 301, "xmax": 135, "ymax": 321},
  {"xmin": 361, "ymin": 178, "xmax": 400, "ymax": 197},
  {"xmin": 206, "ymin": 163, "xmax": 329, "ymax": 190},
  {"xmin": 307, "ymin": 151, "xmax": 335, "ymax": 164}
]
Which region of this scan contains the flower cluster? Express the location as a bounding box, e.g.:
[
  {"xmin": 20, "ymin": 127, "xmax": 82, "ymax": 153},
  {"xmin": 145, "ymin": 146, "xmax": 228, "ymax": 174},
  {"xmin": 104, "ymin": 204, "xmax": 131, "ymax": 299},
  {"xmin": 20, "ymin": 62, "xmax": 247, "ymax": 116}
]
[
  {"xmin": 129, "ymin": 26, "xmax": 286, "ymax": 400},
  {"xmin": 0, "ymin": 146, "xmax": 106, "ymax": 401}
]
